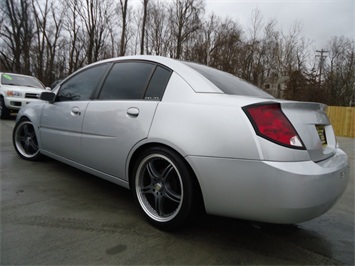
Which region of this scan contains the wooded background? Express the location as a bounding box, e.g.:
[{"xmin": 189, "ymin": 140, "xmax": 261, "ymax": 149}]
[{"xmin": 1, "ymin": 0, "xmax": 354, "ymax": 106}]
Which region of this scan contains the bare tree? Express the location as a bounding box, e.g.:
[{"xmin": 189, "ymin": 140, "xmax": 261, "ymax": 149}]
[
  {"xmin": 30, "ymin": 0, "xmax": 66, "ymax": 85},
  {"xmin": 0, "ymin": 0, "xmax": 34, "ymax": 74},
  {"xmin": 168, "ymin": 0, "xmax": 205, "ymax": 59},
  {"xmin": 279, "ymin": 22, "xmax": 305, "ymax": 74},
  {"xmin": 140, "ymin": 0, "xmax": 149, "ymax": 55},
  {"xmin": 75, "ymin": 0, "xmax": 114, "ymax": 64},
  {"xmin": 239, "ymin": 8, "xmax": 264, "ymax": 84},
  {"xmin": 324, "ymin": 36, "xmax": 355, "ymax": 106},
  {"xmin": 64, "ymin": 0, "xmax": 85, "ymax": 74},
  {"xmin": 146, "ymin": 0, "xmax": 170, "ymax": 56},
  {"xmin": 1, "ymin": 0, "xmax": 353, "ymax": 106},
  {"xmin": 260, "ymin": 19, "xmax": 280, "ymax": 78},
  {"xmin": 208, "ymin": 17, "xmax": 243, "ymax": 73},
  {"xmin": 31, "ymin": 0, "xmax": 48, "ymax": 82},
  {"xmin": 119, "ymin": 0, "xmax": 129, "ymax": 56},
  {"xmin": 46, "ymin": 3, "xmax": 66, "ymax": 83},
  {"xmin": 187, "ymin": 13, "xmax": 218, "ymax": 64}
]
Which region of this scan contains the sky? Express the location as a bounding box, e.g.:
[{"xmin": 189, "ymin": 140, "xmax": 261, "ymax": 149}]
[{"xmin": 204, "ymin": 0, "xmax": 354, "ymax": 49}]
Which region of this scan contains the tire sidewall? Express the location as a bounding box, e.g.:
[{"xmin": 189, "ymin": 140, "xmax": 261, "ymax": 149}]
[
  {"xmin": 0, "ymin": 97, "xmax": 10, "ymax": 119},
  {"xmin": 13, "ymin": 118, "xmax": 42, "ymax": 161},
  {"xmin": 132, "ymin": 146, "xmax": 195, "ymax": 230}
]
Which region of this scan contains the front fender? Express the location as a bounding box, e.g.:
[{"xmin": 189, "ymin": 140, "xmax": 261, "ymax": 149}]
[{"xmin": 16, "ymin": 102, "xmax": 45, "ymax": 147}]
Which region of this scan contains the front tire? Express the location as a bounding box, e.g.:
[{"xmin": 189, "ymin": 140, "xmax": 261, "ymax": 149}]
[
  {"xmin": 132, "ymin": 147, "xmax": 195, "ymax": 230},
  {"xmin": 13, "ymin": 118, "xmax": 42, "ymax": 161},
  {"xmin": 0, "ymin": 97, "xmax": 11, "ymax": 119}
]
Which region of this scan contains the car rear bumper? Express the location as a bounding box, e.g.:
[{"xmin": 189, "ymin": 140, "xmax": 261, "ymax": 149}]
[{"xmin": 187, "ymin": 148, "xmax": 350, "ymax": 224}]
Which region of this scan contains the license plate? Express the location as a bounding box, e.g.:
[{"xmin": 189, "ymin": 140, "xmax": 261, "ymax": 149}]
[{"xmin": 316, "ymin": 125, "xmax": 327, "ymax": 146}]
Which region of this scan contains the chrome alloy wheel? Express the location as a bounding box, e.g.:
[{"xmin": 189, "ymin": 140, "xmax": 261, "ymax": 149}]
[
  {"xmin": 135, "ymin": 153, "xmax": 184, "ymax": 223},
  {"xmin": 13, "ymin": 120, "xmax": 40, "ymax": 160}
]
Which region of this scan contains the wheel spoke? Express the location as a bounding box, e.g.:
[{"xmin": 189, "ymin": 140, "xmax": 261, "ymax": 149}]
[
  {"xmin": 135, "ymin": 152, "xmax": 186, "ymax": 224},
  {"xmin": 24, "ymin": 142, "xmax": 31, "ymax": 154},
  {"xmin": 141, "ymin": 183, "xmax": 154, "ymax": 195},
  {"xmin": 164, "ymin": 186, "xmax": 181, "ymax": 203},
  {"xmin": 17, "ymin": 136, "xmax": 27, "ymax": 143},
  {"xmin": 161, "ymin": 164, "xmax": 174, "ymax": 181},
  {"xmin": 28, "ymin": 139, "xmax": 38, "ymax": 153},
  {"xmin": 29, "ymin": 131, "xmax": 36, "ymax": 138},
  {"xmin": 154, "ymin": 195, "xmax": 164, "ymax": 216},
  {"xmin": 23, "ymin": 125, "xmax": 31, "ymax": 137},
  {"xmin": 14, "ymin": 120, "xmax": 42, "ymax": 160},
  {"xmin": 146, "ymin": 161, "xmax": 160, "ymax": 180}
]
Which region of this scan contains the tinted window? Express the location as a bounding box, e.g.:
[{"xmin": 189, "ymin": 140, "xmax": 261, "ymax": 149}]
[
  {"xmin": 56, "ymin": 64, "xmax": 107, "ymax": 102},
  {"xmin": 184, "ymin": 62, "xmax": 273, "ymax": 98},
  {"xmin": 144, "ymin": 66, "xmax": 171, "ymax": 100},
  {"xmin": 99, "ymin": 62, "xmax": 155, "ymax": 100}
]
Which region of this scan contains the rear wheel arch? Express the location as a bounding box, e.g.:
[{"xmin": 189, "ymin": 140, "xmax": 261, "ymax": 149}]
[{"xmin": 128, "ymin": 143, "xmax": 200, "ymax": 191}]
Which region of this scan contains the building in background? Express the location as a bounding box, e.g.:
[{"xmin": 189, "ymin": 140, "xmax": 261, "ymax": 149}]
[{"xmin": 263, "ymin": 74, "xmax": 289, "ymax": 99}]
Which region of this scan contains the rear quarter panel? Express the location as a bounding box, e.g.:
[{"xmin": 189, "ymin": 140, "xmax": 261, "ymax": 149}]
[{"xmin": 148, "ymin": 72, "xmax": 261, "ymax": 160}]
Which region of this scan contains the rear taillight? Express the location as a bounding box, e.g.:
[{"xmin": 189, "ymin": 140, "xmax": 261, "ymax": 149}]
[{"xmin": 243, "ymin": 103, "xmax": 305, "ymax": 149}]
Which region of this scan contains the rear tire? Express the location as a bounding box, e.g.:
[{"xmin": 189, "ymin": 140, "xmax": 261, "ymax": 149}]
[
  {"xmin": 13, "ymin": 118, "xmax": 42, "ymax": 161},
  {"xmin": 132, "ymin": 147, "xmax": 195, "ymax": 230}
]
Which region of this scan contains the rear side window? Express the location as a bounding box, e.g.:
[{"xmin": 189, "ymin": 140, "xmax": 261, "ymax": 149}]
[
  {"xmin": 184, "ymin": 62, "xmax": 273, "ymax": 98},
  {"xmin": 144, "ymin": 66, "xmax": 171, "ymax": 100},
  {"xmin": 99, "ymin": 62, "xmax": 155, "ymax": 100}
]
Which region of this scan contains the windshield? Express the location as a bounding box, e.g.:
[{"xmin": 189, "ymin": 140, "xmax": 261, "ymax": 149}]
[
  {"xmin": 184, "ymin": 62, "xmax": 273, "ymax": 98},
  {"xmin": 1, "ymin": 73, "xmax": 45, "ymax": 89}
]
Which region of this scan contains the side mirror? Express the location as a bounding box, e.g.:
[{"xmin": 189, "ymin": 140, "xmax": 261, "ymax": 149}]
[{"xmin": 40, "ymin": 91, "xmax": 56, "ymax": 103}]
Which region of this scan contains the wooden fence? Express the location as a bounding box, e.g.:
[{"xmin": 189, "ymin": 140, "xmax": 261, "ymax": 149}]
[{"xmin": 326, "ymin": 106, "xmax": 355, "ymax": 138}]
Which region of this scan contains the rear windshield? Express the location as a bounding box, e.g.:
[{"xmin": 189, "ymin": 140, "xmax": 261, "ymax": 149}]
[
  {"xmin": 184, "ymin": 62, "xmax": 273, "ymax": 98},
  {"xmin": 1, "ymin": 73, "xmax": 45, "ymax": 89}
]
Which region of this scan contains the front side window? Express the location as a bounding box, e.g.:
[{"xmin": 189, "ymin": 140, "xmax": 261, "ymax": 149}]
[
  {"xmin": 56, "ymin": 64, "xmax": 108, "ymax": 102},
  {"xmin": 99, "ymin": 62, "xmax": 155, "ymax": 100}
]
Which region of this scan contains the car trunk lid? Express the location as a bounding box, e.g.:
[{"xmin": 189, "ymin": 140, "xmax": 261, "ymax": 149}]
[{"xmin": 280, "ymin": 101, "xmax": 336, "ymax": 162}]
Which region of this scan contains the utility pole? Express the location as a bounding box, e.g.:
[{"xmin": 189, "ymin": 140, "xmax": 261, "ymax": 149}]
[{"xmin": 316, "ymin": 49, "xmax": 329, "ymax": 86}]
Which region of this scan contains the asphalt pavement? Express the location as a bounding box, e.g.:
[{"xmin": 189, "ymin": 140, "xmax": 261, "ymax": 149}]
[{"xmin": 1, "ymin": 118, "xmax": 354, "ymax": 265}]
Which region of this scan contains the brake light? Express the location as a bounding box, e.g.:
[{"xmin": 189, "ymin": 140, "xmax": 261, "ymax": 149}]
[{"xmin": 243, "ymin": 103, "xmax": 304, "ymax": 149}]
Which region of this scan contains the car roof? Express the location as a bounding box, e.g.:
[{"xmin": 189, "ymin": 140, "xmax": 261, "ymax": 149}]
[{"xmin": 85, "ymin": 55, "xmax": 223, "ymax": 94}]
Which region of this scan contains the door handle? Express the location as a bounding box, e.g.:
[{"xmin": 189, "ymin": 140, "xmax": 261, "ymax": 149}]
[
  {"xmin": 71, "ymin": 107, "xmax": 81, "ymax": 116},
  {"xmin": 127, "ymin": 107, "xmax": 139, "ymax": 117}
]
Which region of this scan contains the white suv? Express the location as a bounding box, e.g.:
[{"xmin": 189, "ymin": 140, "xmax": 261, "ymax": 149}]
[{"xmin": 0, "ymin": 72, "xmax": 47, "ymax": 119}]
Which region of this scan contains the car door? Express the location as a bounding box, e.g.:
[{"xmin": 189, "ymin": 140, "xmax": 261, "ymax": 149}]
[
  {"xmin": 40, "ymin": 63, "xmax": 109, "ymax": 162},
  {"xmin": 81, "ymin": 61, "xmax": 172, "ymax": 180}
]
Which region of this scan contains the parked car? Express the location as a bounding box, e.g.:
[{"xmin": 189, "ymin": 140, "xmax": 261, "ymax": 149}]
[
  {"xmin": 12, "ymin": 56, "xmax": 350, "ymax": 230},
  {"xmin": 0, "ymin": 72, "xmax": 48, "ymax": 119}
]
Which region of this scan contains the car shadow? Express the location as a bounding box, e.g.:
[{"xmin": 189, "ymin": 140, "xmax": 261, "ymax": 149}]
[
  {"xmin": 35, "ymin": 157, "xmax": 336, "ymax": 265},
  {"xmin": 173, "ymin": 214, "xmax": 335, "ymax": 264}
]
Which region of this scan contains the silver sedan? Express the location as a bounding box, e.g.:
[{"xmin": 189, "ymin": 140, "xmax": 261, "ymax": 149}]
[{"xmin": 13, "ymin": 55, "xmax": 350, "ymax": 230}]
